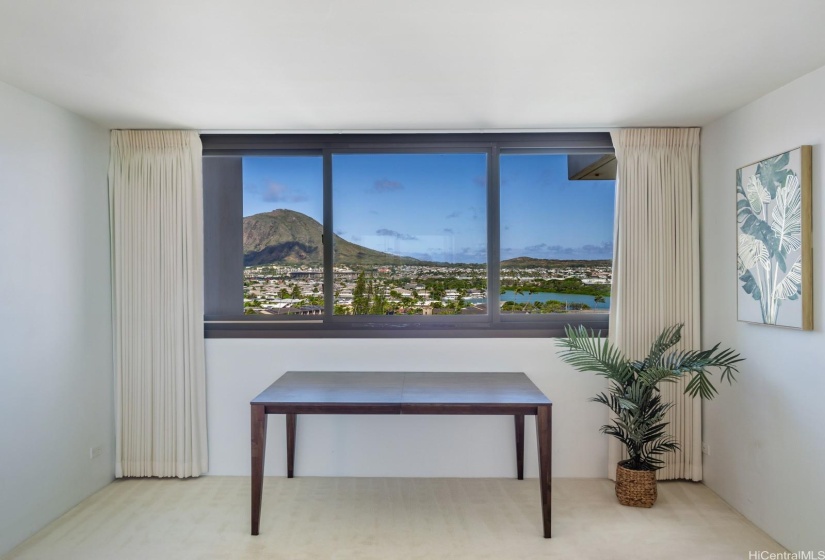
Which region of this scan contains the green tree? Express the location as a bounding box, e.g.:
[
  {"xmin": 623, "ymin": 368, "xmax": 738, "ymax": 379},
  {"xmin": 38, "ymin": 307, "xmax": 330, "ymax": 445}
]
[
  {"xmin": 370, "ymin": 292, "xmax": 387, "ymax": 315},
  {"xmin": 430, "ymin": 284, "xmax": 445, "ymax": 302},
  {"xmin": 352, "ymin": 271, "xmax": 369, "ymax": 315},
  {"xmin": 522, "ymin": 285, "xmax": 533, "ymax": 313}
]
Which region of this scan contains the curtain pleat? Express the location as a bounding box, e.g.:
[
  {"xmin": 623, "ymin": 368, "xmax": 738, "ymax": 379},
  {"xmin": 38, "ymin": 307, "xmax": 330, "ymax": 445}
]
[
  {"xmin": 608, "ymin": 128, "xmax": 702, "ymax": 481},
  {"xmin": 109, "ymin": 130, "xmax": 207, "ymax": 478}
]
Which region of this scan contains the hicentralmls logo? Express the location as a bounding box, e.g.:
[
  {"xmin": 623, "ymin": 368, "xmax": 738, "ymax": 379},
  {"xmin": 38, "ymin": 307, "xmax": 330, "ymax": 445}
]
[{"xmin": 749, "ymin": 552, "xmax": 825, "ymax": 560}]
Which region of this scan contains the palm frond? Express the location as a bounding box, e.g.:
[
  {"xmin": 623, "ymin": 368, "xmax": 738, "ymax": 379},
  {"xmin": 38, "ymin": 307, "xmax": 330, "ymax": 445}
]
[
  {"xmin": 641, "ymin": 439, "xmax": 681, "ymax": 469},
  {"xmin": 683, "ymin": 371, "xmax": 715, "ymax": 400},
  {"xmin": 600, "ymin": 425, "xmax": 635, "ymax": 452},
  {"xmin": 590, "ymin": 392, "xmax": 625, "ymax": 416},
  {"xmin": 642, "ymin": 324, "xmax": 683, "ymax": 369},
  {"xmin": 636, "ymin": 366, "xmax": 680, "ymax": 388},
  {"xmin": 720, "ymin": 366, "xmax": 737, "ymax": 385},
  {"xmin": 556, "ymin": 325, "xmax": 633, "ymax": 383},
  {"xmin": 663, "ymin": 344, "xmax": 744, "ymax": 399}
]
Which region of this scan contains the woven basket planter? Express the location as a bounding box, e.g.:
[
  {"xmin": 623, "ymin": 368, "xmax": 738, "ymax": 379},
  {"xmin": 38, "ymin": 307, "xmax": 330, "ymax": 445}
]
[{"xmin": 615, "ymin": 461, "xmax": 657, "ymax": 507}]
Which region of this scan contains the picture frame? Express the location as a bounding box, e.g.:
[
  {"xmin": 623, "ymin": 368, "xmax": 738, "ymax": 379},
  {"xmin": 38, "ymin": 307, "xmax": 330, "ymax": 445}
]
[{"xmin": 736, "ymin": 146, "xmax": 812, "ymax": 330}]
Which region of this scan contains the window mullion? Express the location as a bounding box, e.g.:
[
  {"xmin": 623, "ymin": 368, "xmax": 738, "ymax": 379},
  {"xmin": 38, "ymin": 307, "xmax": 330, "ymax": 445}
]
[{"xmin": 323, "ymin": 149, "xmax": 334, "ymax": 319}]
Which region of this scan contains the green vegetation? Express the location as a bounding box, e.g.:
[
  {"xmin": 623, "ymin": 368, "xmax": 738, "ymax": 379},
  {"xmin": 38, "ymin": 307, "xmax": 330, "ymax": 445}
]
[
  {"xmin": 422, "ymin": 276, "xmax": 486, "ymax": 293},
  {"xmin": 501, "ymin": 277, "xmax": 611, "ymax": 297},
  {"xmin": 501, "ymin": 257, "xmax": 612, "ymax": 269},
  {"xmin": 347, "ymin": 270, "xmax": 430, "ymax": 315},
  {"xmin": 501, "ymin": 300, "xmax": 590, "ymax": 313}
]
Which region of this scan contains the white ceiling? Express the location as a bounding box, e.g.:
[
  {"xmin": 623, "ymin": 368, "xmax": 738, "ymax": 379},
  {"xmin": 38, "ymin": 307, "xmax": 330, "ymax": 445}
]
[{"xmin": 1, "ymin": 0, "xmax": 825, "ymax": 130}]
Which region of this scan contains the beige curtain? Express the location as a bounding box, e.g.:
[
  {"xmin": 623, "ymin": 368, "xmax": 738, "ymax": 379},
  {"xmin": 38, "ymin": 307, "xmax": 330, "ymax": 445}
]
[
  {"xmin": 608, "ymin": 128, "xmax": 702, "ymax": 481},
  {"xmin": 109, "ymin": 130, "xmax": 208, "ymax": 478}
]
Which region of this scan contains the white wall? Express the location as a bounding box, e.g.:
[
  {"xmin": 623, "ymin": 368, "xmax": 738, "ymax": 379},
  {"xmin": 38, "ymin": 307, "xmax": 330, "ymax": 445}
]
[
  {"xmin": 700, "ymin": 64, "xmax": 825, "ymax": 552},
  {"xmin": 0, "ymin": 81, "xmax": 113, "ymax": 556},
  {"xmin": 207, "ymin": 339, "xmax": 607, "ymax": 479}
]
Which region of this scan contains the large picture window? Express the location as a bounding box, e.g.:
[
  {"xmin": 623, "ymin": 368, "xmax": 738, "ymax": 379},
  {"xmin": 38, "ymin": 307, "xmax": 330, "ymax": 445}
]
[{"xmin": 203, "ymin": 133, "xmax": 615, "ymax": 337}]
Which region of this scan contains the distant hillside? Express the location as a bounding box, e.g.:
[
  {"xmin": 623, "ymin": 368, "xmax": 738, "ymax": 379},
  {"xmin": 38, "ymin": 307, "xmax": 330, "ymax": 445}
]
[
  {"xmin": 501, "ymin": 256, "xmax": 612, "ymax": 268},
  {"xmin": 243, "ymin": 209, "xmax": 422, "ymax": 267}
]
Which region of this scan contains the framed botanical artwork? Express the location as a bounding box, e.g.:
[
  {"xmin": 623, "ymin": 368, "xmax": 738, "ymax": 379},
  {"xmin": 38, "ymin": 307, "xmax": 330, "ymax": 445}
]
[{"xmin": 736, "ymin": 146, "xmax": 812, "ymax": 330}]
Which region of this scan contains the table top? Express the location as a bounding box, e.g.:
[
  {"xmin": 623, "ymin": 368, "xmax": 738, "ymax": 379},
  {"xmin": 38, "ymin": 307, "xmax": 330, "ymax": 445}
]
[{"xmin": 251, "ymin": 371, "xmax": 552, "ymax": 407}]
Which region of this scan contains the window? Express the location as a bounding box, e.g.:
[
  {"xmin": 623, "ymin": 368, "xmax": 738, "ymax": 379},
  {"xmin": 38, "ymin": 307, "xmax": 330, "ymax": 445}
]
[
  {"xmin": 242, "ymin": 156, "xmax": 324, "ymax": 315},
  {"xmin": 203, "ymin": 133, "xmax": 614, "ymax": 337},
  {"xmin": 499, "ymin": 154, "xmax": 613, "ymax": 315},
  {"xmin": 332, "ymin": 153, "xmax": 487, "ymax": 316}
]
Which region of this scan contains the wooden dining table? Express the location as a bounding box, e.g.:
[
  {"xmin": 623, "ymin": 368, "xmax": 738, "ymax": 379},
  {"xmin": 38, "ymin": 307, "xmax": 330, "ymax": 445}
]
[{"xmin": 250, "ymin": 371, "xmax": 553, "ymax": 537}]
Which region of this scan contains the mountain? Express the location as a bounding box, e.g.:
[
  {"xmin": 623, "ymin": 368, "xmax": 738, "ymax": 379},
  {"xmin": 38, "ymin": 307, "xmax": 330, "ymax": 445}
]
[
  {"xmin": 243, "ymin": 209, "xmax": 422, "ymax": 267},
  {"xmin": 501, "ymin": 256, "xmax": 612, "ymax": 268}
]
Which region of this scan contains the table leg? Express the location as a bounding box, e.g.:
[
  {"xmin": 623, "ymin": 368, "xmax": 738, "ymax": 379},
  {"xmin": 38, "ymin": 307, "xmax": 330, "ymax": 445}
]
[
  {"xmin": 286, "ymin": 413, "xmax": 296, "ymax": 478},
  {"xmin": 251, "ymin": 404, "xmax": 268, "ymax": 536},
  {"xmin": 514, "ymin": 414, "xmax": 524, "ymax": 480},
  {"xmin": 536, "ymin": 405, "xmax": 552, "ymax": 538}
]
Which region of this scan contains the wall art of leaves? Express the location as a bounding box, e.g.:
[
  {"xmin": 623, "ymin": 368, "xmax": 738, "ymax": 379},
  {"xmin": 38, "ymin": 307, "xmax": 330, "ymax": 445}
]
[{"xmin": 736, "ymin": 146, "xmax": 812, "ymax": 330}]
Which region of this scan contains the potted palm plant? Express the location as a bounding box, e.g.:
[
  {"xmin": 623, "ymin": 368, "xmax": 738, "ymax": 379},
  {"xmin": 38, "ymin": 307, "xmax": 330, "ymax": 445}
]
[{"xmin": 557, "ymin": 323, "xmax": 743, "ymax": 507}]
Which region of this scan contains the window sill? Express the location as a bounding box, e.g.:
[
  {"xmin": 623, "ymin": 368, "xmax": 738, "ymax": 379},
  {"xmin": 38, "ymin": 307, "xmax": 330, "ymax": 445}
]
[{"xmin": 204, "ymin": 314, "xmax": 609, "ymax": 339}]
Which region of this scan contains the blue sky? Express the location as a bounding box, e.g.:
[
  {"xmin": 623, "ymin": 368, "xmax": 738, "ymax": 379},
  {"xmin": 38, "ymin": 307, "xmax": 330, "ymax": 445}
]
[
  {"xmin": 242, "ymin": 153, "xmax": 614, "ymax": 263},
  {"xmin": 500, "ymin": 154, "xmax": 614, "ymax": 261},
  {"xmin": 243, "ymin": 156, "xmax": 324, "ymax": 222}
]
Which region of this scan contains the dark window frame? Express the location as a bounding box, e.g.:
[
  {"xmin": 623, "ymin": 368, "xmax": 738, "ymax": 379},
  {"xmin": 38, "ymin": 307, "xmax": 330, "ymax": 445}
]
[{"xmin": 202, "ymin": 133, "xmax": 614, "ymax": 338}]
